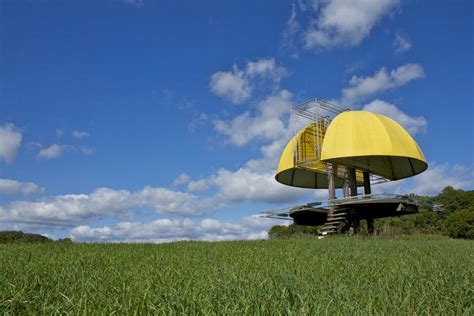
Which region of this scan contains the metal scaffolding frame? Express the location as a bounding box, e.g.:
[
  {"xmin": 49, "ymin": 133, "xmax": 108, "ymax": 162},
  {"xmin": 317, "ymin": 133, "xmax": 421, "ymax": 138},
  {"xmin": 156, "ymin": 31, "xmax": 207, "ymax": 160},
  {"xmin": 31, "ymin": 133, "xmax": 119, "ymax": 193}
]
[{"xmin": 289, "ymin": 98, "xmax": 389, "ymax": 186}]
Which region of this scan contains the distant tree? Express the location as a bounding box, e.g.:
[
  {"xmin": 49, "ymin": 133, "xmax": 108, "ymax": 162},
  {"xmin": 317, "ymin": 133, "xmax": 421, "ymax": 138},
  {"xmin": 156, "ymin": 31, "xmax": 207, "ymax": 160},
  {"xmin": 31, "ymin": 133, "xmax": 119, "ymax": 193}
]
[
  {"xmin": 375, "ymin": 211, "xmax": 446, "ymax": 235},
  {"xmin": 443, "ymin": 208, "xmax": 474, "ymax": 240},
  {"xmin": 56, "ymin": 238, "xmax": 73, "ymax": 244},
  {"xmin": 268, "ymin": 225, "xmax": 289, "ymax": 239},
  {"xmin": 0, "ymin": 231, "xmax": 52, "ymax": 243},
  {"xmin": 435, "ymin": 187, "xmax": 474, "ymax": 213}
]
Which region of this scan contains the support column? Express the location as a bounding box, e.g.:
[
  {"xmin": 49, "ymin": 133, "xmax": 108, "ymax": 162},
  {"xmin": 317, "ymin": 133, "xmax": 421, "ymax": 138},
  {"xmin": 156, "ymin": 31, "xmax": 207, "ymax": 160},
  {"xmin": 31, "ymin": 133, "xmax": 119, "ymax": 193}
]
[
  {"xmin": 363, "ymin": 171, "xmax": 375, "ymax": 235},
  {"xmin": 367, "ymin": 218, "xmax": 375, "ymax": 235},
  {"xmin": 341, "ymin": 168, "xmax": 351, "ymax": 233},
  {"xmin": 363, "ymin": 171, "xmax": 371, "ymax": 195},
  {"xmin": 353, "ymin": 217, "xmax": 360, "ymax": 234},
  {"xmin": 348, "ymin": 168, "xmax": 358, "ymax": 197},
  {"xmin": 327, "ymin": 164, "xmax": 336, "ymax": 216},
  {"xmin": 348, "ymin": 168, "xmax": 359, "ymax": 233},
  {"xmin": 342, "ymin": 168, "xmax": 350, "ymax": 198}
]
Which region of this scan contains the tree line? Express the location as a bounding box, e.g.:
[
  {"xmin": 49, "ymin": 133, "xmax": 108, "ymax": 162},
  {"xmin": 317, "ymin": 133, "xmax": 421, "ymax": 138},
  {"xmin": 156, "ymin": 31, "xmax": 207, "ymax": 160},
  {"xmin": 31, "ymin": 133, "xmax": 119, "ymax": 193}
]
[{"xmin": 0, "ymin": 231, "xmax": 72, "ymax": 244}]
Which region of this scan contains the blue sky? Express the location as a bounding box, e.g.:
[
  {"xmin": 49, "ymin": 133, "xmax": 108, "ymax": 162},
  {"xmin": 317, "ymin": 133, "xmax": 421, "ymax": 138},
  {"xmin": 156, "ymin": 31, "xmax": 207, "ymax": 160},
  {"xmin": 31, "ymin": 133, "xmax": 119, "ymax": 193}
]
[{"xmin": 0, "ymin": 0, "xmax": 473, "ymax": 242}]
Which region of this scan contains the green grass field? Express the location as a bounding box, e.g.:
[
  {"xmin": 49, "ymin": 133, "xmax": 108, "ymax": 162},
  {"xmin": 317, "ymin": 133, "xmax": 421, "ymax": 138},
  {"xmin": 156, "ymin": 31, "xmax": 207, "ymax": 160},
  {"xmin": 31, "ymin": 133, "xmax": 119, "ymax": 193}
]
[{"xmin": 0, "ymin": 236, "xmax": 472, "ymax": 314}]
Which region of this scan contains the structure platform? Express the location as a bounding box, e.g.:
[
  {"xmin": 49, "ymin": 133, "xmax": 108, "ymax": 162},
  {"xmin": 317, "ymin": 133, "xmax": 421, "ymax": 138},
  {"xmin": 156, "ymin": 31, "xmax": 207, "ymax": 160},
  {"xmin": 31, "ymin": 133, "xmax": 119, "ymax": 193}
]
[{"xmin": 263, "ymin": 193, "xmax": 436, "ymax": 227}]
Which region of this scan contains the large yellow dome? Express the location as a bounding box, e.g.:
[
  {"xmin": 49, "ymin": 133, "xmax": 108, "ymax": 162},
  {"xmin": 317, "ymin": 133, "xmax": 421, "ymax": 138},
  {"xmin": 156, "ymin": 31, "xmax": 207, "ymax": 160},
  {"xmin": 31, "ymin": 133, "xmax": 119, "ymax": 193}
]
[
  {"xmin": 320, "ymin": 111, "xmax": 427, "ymax": 180},
  {"xmin": 275, "ymin": 122, "xmax": 363, "ymax": 188}
]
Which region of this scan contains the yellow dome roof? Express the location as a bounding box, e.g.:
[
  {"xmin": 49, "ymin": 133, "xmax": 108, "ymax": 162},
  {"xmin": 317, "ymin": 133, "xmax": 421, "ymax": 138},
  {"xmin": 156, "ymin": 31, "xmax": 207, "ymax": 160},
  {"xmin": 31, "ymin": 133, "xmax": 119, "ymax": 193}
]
[
  {"xmin": 320, "ymin": 111, "xmax": 427, "ymax": 180},
  {"xmin": 275, "ymin": 122, "xmax": 363, "ymax": 189}
]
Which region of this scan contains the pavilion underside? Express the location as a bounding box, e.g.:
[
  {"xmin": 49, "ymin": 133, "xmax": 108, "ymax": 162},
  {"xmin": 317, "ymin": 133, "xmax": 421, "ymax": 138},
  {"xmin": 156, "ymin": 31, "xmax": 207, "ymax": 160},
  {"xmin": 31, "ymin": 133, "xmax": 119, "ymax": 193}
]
[{"xmin": 272, "ymin": 194, "xmax": 423, "ymax": 227}]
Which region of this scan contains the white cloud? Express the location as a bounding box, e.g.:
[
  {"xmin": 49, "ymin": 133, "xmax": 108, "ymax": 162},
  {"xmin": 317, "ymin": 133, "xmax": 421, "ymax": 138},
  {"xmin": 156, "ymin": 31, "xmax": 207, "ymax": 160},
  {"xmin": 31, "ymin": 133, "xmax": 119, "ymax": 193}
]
[
  {"xmin": 137, "ymin": 186, "xmax": 217, "ymax": 216},
  {"xmin": 371, "ymin": 178, "xmax": 406, "ymax": 195},
  {"xmin": 70, "ymin": 215, "xmax": 285, "ymax": 243},
  {"xmin": 209, "ymin": 58, "xmax": 287, "ymax": 104},
  {"xmin": 177, "ymin": 129, "xmax": 309, "ymax": 205},
  {"xmin": 394, "ymin": 32, "xmax": 411, "ymax": 53},
  {"xmin": 373, "ymin": 163, "xmax": 473, "ymax": 196},
  {"xmin": 183, "ymin": 92, "xmax": 309, "ymax": 204},
  {"xmin": 281, "ymin": 3, "xmax": 301, "ymax": 58},
  {"xmin": 211, "ymin": 167, "xmax": 308, "ymax": 204},
  {"xmin": 214, "ymin": 90, "xmax": 293, "ymax": 146},
  {"xmin": 0, "ymin": 186, "xmax": 221, "ymax": 230},
  {"xmin": 171, "ymin": 128, "xmax": 309, "ymax": 205},
  {"xmin": 172, "ymin": 173, "xmax": 191, "ymax": 186},
  {"xmin": 0, "ymin": 188, "xmax": 134, "ymax": 230},
  {"xmin": 37, "ymin": 144, "xmax": 93, "ymax": 159},
  {"xmin": 245, "ymin": 58, "xmax": 287, "ymax": 83},
  {"xmin": 0, "ymin": 123, "xmax": 22, "ymax": 164},
  {"xmin": 0, "ymin": 179, "xmax": 45, "ymax": 196},
  {"xmin": 210, "ymin": 67, "xmax": 252, "ymax": 104},
  {"xmin": 37, "ymin": 144, "xmax": 71, "ymax": 159},
  {"xmin": 362, "ymin": 100, "xmax": 427, "ymax": 135},
  {"xmin": 187, "ymin": 179, "xmax": 209, "ymax": 192},
  {"xmin": 244, "ymin": 138, "xmax": 290, "ymax": 173},
  {"xmin": 304, "ymin": 0, "xmax": 400, "ymax": 49},
  {"xmin": 210, "ymin": 89, "xmax": 312, "ymax": 205},
  {"xmin": 341, "ymin": 63, "xmax": 425, "ymax": 105},
  {"xmin": 213, "ymin": 91, "xmax": 312, "ymax": 200},
  {"xmin": 72, "ymin": 130, "xmax": 90, "ymax": 139},
  {"xmin": 409, "ymin": 163, "xmax": 474, "ymax": 196}
]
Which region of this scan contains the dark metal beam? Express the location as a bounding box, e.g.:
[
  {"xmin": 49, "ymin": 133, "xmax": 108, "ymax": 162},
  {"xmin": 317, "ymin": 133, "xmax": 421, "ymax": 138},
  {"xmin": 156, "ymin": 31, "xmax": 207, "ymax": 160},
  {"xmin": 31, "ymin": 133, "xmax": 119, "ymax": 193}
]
[{"xmin": 363, "ymin": 171, "xmax": 374, "ymax": 235}]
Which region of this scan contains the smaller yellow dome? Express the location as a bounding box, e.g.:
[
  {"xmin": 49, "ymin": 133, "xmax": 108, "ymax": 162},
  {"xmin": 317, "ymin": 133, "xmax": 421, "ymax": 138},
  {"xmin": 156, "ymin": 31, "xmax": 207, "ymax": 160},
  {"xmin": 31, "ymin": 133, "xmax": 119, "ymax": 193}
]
[
  {"xmin": 321, "ymin": 111, "xmax": 428, "ymax": 180},
  {"xmin": 275, "ymin": 122, "xmax": 364, "ymax": 189}
]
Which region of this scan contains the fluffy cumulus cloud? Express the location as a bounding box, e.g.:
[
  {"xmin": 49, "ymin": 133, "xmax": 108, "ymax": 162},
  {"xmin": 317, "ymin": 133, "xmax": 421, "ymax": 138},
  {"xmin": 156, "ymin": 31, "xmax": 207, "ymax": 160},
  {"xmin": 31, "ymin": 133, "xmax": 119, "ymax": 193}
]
[
  {"xmin": 173, "ymin": 173, "xmax": 210, "ymax": 193},
  {"xmin": 137, "ymin": 186, "xmax": 218, "ymax": 216},
  {"xmin": 210, "ymin": 167, "xmax": 309, "ymax": 204},
  {"xmin": 37, "ymin": 144, "xmax": 71, "ymax": 159},
  {"xmin": 174, "ymin": 137, "xmax": 311, "ymax": 206},
  {"xmin": 304, "ymin": 0, "xmax": 400, "ymax": 49},
  {"xmin": 209, "ymin": 58, "xmax": 287, "ymax": 104},
  {"xmin": 409, "ymin": 163, "xmax": 474, "ymax": 196},
  {"xmin": 210, "ymin": 86, "xmax": 312, "ymax": 205},
  {"xmin": 214, "ymin": 90, "xmax": 293, "ymax": 146},
  {"xmin": 210, "ymin": 67, "xmax": 252, "ymax": 104},
  {"xmin": 0, "ymin": 186, "xmax": 221, "ymax": 231},
  {"xmin": 0, "ymin": 123, "xmax": 22, "ymax": 164},
  {"xmin": 362, "ymin": 100, "xmax": 427, "ymax": 135},
  {"xmin": 174, "ymin": 153, "xmax": 310, "ymax": 205},
  {"xmin": 175, "ymin": 117, "xmax": 310, "ymax": 205},
  {"xmin": 187, "ymin": 179, "xmax": 209, "ymax": 193},
  {"xmin": 393, "ymin": 32, "xmax": 412, "ymax": 54},
  {"xmin": 244, "ymin": 138, "xmax": 290, "ymax": 173},
  {"xmin": 341, "ymin": 63, "xmax": 425, "ymax": 105},
  {"xmin": 70, "ymin": 216, "xmax": 286, "ymax": 243},
  {"xmin": 0, "ymin": 179, "xmax": 45, "ymax": 196},
  {"xmin": 245, "ymin": 58, "xmax": 287, "ymax": 82},
  {"xmin": 37, "ymin": 143, "xmax": 93, "ymax": 159},
  {"xmin": 374, "ymin": 163, "xmax": 474, "ymax": 196}
]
